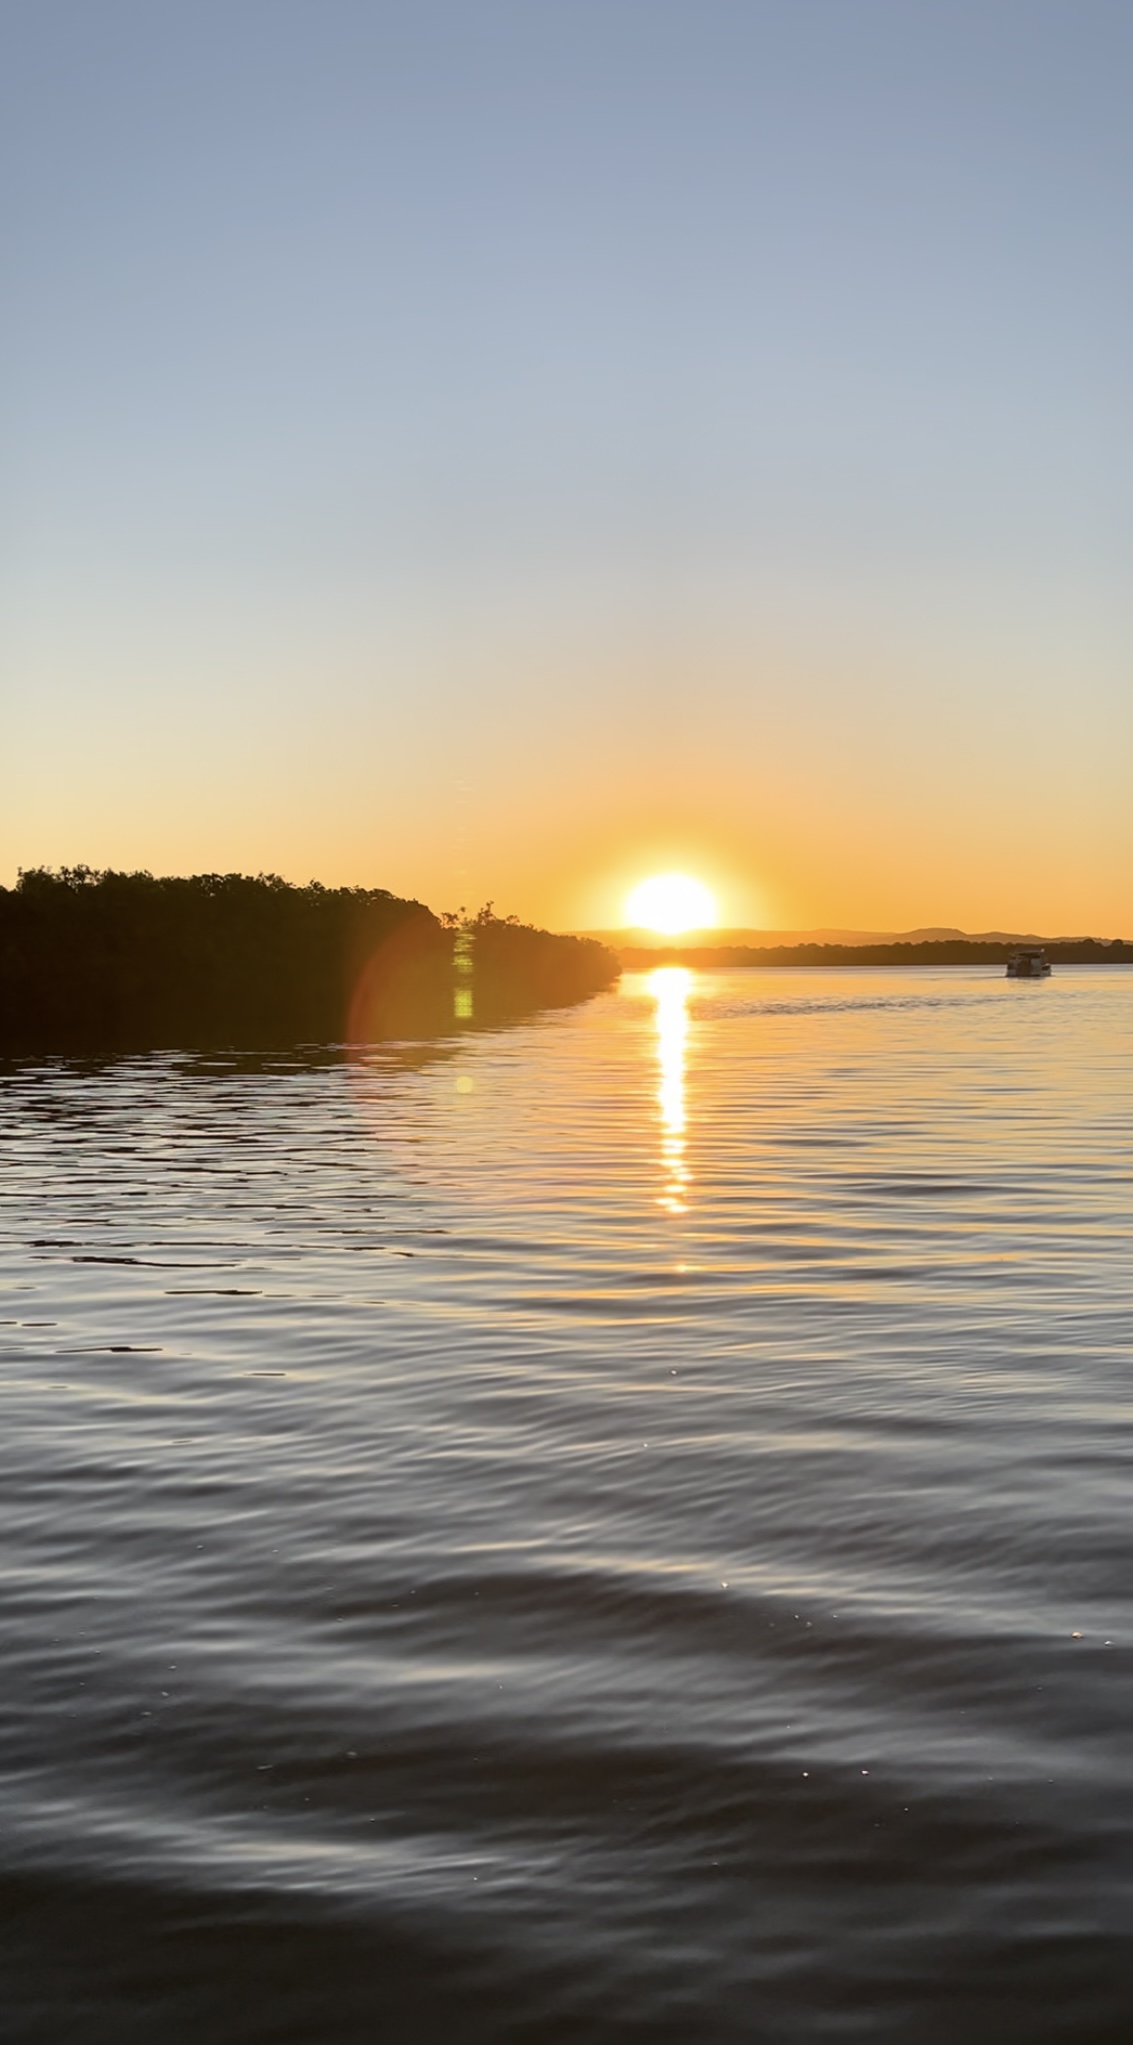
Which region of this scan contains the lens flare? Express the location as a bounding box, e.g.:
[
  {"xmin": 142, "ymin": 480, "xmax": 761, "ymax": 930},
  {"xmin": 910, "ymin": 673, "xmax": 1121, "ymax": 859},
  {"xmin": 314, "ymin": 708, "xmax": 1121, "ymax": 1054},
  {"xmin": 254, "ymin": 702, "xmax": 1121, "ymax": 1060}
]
[{"xmin": 625, "ymin": 872, "xmax": 717, "ymax": 935}]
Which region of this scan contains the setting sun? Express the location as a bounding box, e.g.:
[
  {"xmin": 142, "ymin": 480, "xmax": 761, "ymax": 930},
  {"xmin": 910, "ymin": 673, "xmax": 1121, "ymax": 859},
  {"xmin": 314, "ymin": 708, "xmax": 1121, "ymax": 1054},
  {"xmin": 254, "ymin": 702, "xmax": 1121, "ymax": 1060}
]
[{"xmin": 624, "ymin": 872, "xmax": 719, "ymax": 935}]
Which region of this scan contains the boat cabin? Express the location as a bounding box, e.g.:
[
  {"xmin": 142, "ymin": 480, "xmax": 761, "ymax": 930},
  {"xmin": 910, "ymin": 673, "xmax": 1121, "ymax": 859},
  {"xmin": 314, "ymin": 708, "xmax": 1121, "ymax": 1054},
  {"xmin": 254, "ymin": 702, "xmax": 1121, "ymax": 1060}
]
[{"xmin": 1006, "ymin": 947, "xmax": 1051, "ymax": 978}]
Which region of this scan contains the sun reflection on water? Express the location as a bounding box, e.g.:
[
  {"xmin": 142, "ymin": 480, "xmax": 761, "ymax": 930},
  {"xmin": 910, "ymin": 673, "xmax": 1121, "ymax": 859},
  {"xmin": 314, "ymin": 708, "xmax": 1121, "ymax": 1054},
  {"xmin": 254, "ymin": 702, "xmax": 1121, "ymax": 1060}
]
[{"xmin": 649, "ymin": 967, "xmax": 692, "ymax": 1212}]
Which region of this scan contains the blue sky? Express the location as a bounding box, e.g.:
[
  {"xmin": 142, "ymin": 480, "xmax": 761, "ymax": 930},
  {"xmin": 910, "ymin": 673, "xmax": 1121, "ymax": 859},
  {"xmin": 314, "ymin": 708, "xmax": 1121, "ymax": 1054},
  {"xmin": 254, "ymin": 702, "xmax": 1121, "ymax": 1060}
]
[{"xmin": 3, "ymin": 0, "xmax": 1130, "ymax": 928}]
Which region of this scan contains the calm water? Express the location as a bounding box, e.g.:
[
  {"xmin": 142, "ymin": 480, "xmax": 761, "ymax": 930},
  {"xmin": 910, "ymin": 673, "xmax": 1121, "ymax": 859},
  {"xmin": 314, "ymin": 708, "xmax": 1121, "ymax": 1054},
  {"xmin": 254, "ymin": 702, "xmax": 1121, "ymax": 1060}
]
[{"xmin": 2, "ymin": 968, "xmax": 1131, "ymax": 2043}]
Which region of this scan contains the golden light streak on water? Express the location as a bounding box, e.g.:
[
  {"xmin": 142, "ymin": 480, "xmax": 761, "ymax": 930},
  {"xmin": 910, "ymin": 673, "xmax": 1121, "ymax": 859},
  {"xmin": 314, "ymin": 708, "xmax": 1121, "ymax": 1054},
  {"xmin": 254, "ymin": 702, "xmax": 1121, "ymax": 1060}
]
[
  {"xmin": 649, "ymin": 965, "xmax": 692, "ymax": 1212},
  {"xmin": 2, "ymin": 968, "xmax": 1132, "ymax": 2038}
]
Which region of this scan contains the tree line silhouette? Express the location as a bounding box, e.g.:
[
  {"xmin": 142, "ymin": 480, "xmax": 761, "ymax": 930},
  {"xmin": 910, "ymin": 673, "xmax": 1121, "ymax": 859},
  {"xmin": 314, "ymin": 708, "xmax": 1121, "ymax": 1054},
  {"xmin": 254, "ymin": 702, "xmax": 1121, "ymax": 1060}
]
[
  {"xmin": 0, "ymin": 869, "xmax": 618, "ymax": 1052},
  {"xmin": 621, "ymin": 939, "xmax": 1131, "ymax": 968}
]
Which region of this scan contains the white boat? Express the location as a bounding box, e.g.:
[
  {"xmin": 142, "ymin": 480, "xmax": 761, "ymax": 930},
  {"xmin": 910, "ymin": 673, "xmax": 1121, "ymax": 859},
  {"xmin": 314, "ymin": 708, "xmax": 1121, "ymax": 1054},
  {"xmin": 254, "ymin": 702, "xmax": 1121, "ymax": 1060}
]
[{"xmin": 1006, "ymin": 947, "xmax": 1051, "ymax": 978}]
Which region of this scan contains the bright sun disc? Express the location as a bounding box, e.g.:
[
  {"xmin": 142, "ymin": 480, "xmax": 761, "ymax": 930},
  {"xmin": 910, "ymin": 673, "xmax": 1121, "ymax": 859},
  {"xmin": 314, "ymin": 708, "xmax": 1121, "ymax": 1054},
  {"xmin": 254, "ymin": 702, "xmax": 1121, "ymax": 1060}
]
[{"xmin": 625, "ymin": 872, "xmax": 718, "ymax": 935}]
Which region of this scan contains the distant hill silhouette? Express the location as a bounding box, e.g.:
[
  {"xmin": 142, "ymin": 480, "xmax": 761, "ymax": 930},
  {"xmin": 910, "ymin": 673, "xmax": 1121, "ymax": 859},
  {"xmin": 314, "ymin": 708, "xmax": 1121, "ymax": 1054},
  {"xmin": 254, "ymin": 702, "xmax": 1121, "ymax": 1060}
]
[
  {"xmin": 0, "ymin": 869, "xmax": 618, "ymax": 1052},
  {"xmin": 582, "ymin": 924, "xmax": 1081, "ymax": 948}
]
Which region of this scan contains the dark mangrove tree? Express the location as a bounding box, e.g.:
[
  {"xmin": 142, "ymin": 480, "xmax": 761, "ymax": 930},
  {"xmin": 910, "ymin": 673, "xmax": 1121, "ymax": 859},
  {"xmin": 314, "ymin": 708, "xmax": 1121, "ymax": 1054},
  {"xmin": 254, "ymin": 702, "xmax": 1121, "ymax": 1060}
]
[{"xmin": 0, "ymin": 869, "xmax": 618, "ymax": 1052}]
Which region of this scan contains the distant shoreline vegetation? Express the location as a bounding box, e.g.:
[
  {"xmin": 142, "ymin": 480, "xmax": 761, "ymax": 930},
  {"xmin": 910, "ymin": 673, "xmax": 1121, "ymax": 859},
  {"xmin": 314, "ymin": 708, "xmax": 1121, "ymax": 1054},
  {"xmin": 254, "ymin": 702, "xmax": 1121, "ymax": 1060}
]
[
  {"xmin": 0, "ymin": 869, "xmax": 618, "ymax": 1053},
  {"xmin": 620, "ymin": 939, "xmax": 1133, "ymax": 969}
]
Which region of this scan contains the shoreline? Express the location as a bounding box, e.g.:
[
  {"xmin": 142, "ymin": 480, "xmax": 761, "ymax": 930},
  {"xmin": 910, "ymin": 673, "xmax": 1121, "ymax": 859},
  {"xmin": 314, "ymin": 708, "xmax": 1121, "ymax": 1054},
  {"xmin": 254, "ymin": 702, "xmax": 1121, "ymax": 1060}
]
[
  {"xmin": 0, "ymin": 869, "xmax": 619, "ymax": 1054},
  {"xmin": 618, "ymin": 939, "xmax": 1133, "ymax": 969}
]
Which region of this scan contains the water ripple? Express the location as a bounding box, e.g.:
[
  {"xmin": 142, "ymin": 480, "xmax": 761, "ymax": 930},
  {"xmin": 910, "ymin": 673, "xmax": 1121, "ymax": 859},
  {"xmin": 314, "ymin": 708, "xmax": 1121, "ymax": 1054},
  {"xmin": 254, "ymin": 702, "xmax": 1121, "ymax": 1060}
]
[{"xmin": 1, "ymin": 968, "xmax": 1131, "ymax": 2041}]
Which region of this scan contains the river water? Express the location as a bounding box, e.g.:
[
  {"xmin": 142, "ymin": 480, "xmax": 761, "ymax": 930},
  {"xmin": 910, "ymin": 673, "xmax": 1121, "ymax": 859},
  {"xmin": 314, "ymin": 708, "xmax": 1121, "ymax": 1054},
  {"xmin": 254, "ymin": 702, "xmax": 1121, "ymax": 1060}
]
[{"xmin": 1, "ymin": 968, "xmax": 1130, "ymax": 2042}]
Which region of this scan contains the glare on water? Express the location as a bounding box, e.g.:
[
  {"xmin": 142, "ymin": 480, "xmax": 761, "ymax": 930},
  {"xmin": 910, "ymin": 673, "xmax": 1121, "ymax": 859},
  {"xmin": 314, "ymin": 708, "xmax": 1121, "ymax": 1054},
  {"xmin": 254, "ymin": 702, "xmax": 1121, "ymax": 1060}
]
[
  {"xmin": 1, "ymin": 965, "xmax": 1132, "ymax": 2043},
  {"xmin": 650, "ymin": 965, "xmax": 691, "ymax": 1212}
]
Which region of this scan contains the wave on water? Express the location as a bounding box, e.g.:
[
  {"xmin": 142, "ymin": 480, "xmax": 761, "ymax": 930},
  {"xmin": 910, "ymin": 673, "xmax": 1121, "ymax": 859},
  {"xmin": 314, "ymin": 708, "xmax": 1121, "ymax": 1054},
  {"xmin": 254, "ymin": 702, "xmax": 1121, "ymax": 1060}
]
[{"xmin": 1, "ymin": 968, "xmax": 1131, "ymax": 2042}]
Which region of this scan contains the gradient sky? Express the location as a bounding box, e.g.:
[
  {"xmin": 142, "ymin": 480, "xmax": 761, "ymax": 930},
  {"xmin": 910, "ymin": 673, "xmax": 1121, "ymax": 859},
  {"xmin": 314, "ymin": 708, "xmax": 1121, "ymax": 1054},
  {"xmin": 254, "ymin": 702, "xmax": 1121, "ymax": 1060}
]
[{"xmin": 3, "ymin": 0, "xmax": 1130, "ymax": 931}]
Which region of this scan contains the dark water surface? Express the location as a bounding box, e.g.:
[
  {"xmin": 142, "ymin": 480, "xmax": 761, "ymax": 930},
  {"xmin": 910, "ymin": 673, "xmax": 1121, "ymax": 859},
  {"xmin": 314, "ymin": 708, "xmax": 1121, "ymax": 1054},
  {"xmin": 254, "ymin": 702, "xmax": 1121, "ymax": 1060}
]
[{"xmin": 2, "ymin": 968, "xmax": 1131, "ymax": 2042}]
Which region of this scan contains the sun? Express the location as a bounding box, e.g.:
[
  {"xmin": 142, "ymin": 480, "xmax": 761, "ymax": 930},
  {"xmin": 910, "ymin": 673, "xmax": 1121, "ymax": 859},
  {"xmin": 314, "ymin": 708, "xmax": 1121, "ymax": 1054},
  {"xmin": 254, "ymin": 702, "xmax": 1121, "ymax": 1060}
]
[{"xmin": 624, "ymin": 872, "xmax": 719, "ymax": 935}]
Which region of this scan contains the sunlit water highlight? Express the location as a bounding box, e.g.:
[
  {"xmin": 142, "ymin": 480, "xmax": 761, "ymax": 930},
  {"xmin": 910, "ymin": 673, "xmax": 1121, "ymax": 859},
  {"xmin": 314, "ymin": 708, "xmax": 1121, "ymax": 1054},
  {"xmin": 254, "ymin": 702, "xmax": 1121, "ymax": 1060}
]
[
  {"xmin": 1, "ymin": 968, "xmax": 1131, "ymax": 2042},
  {"xmin": 651, "ymin": 965, "xmax": 690, "ymax": 1213}
]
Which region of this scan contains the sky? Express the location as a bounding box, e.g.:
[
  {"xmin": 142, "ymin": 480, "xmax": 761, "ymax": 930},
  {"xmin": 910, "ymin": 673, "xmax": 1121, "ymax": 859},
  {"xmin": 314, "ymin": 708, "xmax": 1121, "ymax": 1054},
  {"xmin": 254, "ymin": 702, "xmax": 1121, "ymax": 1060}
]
[{"xmin": 2, "ymin": 0, "xmax": 1130, "ymax": 932}]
